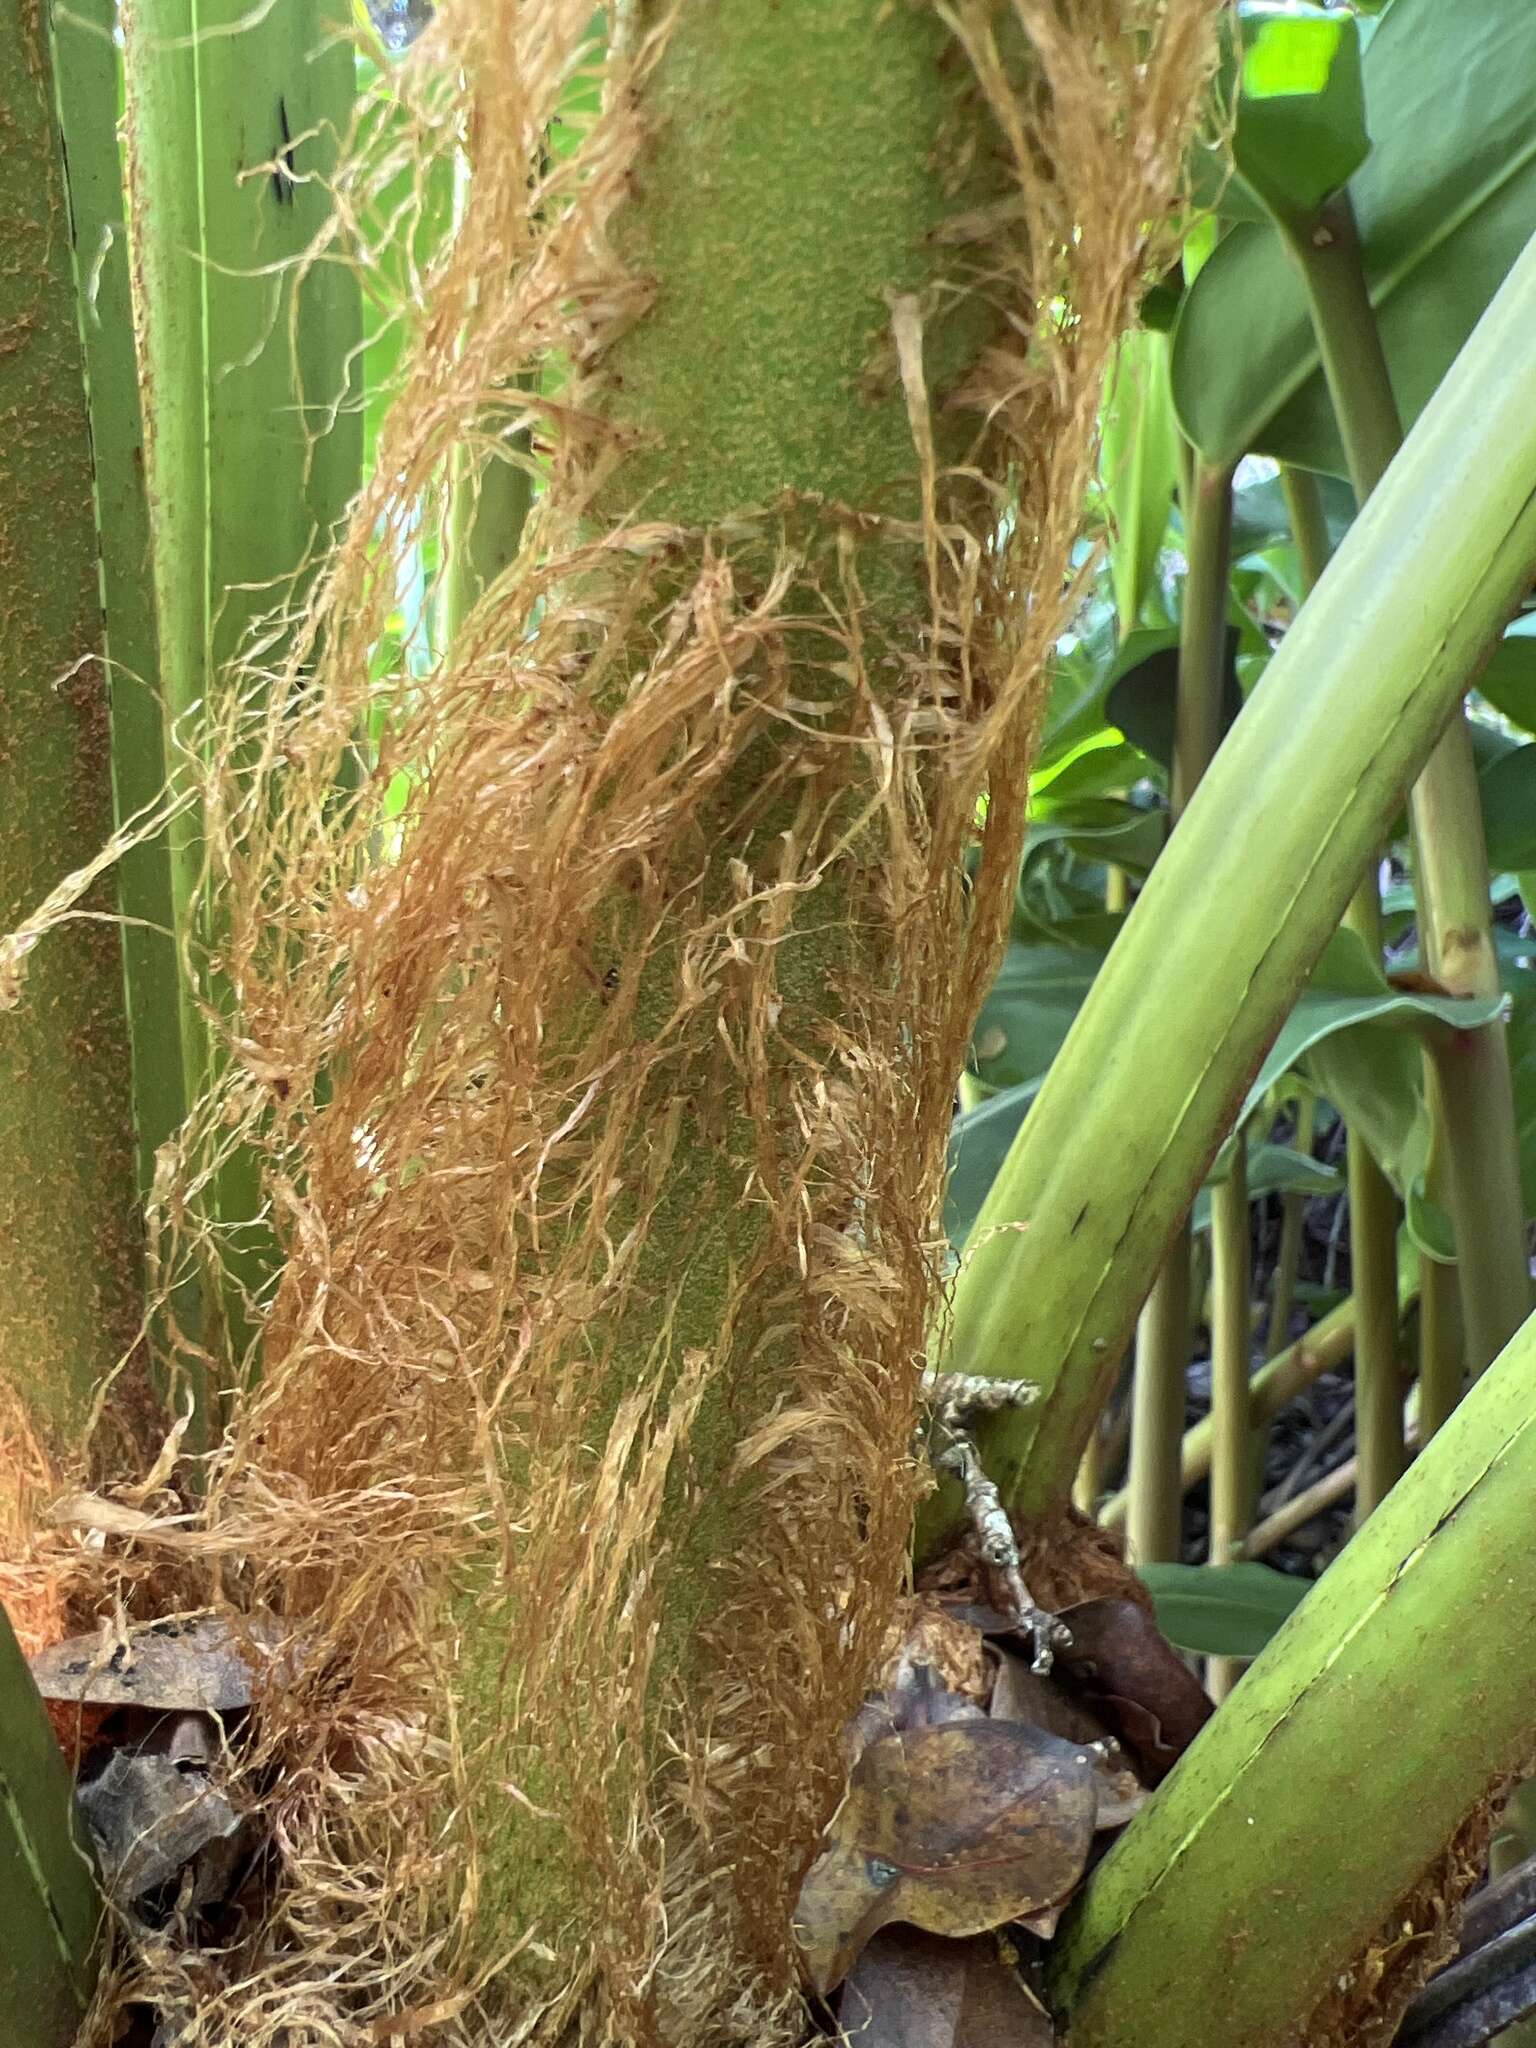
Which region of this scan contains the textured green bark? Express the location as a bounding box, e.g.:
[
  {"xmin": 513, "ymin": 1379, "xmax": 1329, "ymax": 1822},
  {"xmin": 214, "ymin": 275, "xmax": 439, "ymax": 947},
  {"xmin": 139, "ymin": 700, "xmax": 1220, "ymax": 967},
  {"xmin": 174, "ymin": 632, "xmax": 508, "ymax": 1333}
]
[
  {"xmin": 927, "ymin": 232, "xmax": 1536, "ymax": 1537},
  {"xmin": 51, "ymin": 0, "xmax": 173, "ymax": 1207},
  {"xmin": 468, "ymin": 0, "xmax": 1016, "ymax": 1974},
  {"xmin": 1052, "ymin": 1299, "xmax": 1536, "ymax": 2047},
  {"xmin": 0, "ymin": 1603, "xmax": 100, "ymax": 2044},
  {"xmin": 0, "ymin": 0, "xmax": 141, "ymax": 1434}
]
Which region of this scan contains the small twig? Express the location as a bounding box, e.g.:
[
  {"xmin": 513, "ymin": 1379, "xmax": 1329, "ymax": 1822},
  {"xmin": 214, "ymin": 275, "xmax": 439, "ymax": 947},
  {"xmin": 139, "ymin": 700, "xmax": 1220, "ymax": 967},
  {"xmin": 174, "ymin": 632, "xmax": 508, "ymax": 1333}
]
[
  {"xmin": 1262, "ymin": 1392, "xmax": 1354, "ymax": 1511},
  {"xmin": 921, "ymin": 1370, "xmax": 1069, "ymax": 1674},
  {"xmin": 1240, "ymin": 1457, "xmax": 1356, "ymax": 1560}
]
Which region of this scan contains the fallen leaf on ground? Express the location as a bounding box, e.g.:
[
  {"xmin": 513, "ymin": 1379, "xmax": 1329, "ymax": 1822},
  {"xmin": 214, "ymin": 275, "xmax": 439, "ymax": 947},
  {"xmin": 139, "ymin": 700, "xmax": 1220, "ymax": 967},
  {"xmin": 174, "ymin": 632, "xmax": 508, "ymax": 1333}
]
[
  {"xmin": 794, "ymin": 1718, "xmax": 1097, "ymax": 1993},
  {"xmin": 837, "ymin": 1926, "xmax": 1055, "ymax": 2047}
]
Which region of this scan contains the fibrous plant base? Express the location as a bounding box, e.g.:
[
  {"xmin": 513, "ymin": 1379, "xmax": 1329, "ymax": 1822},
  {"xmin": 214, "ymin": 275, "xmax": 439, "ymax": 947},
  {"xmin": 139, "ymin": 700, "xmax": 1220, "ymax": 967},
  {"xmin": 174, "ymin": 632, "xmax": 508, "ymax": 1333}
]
[{"xmin": 1, "ymin": 2, "xmax": 1217, "ymax": 2041}]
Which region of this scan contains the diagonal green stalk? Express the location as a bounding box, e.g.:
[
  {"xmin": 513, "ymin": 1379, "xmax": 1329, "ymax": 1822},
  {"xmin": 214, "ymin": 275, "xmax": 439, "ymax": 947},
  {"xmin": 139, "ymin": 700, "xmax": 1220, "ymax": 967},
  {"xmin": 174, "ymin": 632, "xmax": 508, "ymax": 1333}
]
[
  {"xmin": 1051, "ymin": 1295, "xmax": 1536, "ymax": 2048},
  {"xmin": 119, "ymin": 0, "xmax": 361, "ymax": 1379},
  {"xmin": 1286, "ymin": 192, "xmax": 1529, "ymax": 1378},
  {"xmin": 920, "ymin": 232, "xmax": 1536, "ymax": 1548},
  {"xmin": 1127, "ymin": 458, "xmax": 1233, "ymax": 1567}
]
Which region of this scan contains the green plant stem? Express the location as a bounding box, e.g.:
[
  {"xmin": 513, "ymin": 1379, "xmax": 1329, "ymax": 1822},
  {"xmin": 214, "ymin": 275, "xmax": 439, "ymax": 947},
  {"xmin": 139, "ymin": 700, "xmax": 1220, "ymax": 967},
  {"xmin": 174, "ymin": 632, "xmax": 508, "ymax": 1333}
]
[
  {"xmin": 1050, "ymin": 1296, "xmax": 1536, "ymax": 2048},
  {"xmin": 1265, "ymin": 1093, "xmax": 1315, "ymax": 1357},
  {"xmin": 1287, "ymin": 189, "xmax": 1529, "ymax": 1377},
  {"xmin": 0, "ymin": 1603, "xmax": 101, "ymax": 2042},
  {"xmin": 1419, "ymin": 1252, "xmax": 1466, "ymax": 1438},
  {"xmin": 119, "ymin": 0, "xmax": 361, "ymax": 1379},
  {"xmin": 1127, "ymin": 1247, "xmax": 1191, "ymax": 1563},
  {"xmin": 1279, "ymin": 463, "xmax": 1331, "ymax": 592},
  {"xmin": 1282, "ymin": 462, "xmax": 1404, "ymax": 1516},
  {"xmin": 1170, "ymin": 461, "xmax": 1236, "ymax": 814},
  {"xmin": 921, "ymin": 230, "xmax": 1536, "ymax": 1547},
  {"xmin": 1126, "ymin": 457, "xmax": 1233, "ymax": 1566},
  {"xmin": 1103, "ymin": 1278, "xmax": 1423, "ymax": 1532},
  {"xmin": 1207, "ymin": 1130, "xmax": 1251, "ymax": 1699},
  {"xmin": 1351, "ymin": 1121, "xmax": 1406, "ymax": 1518},
  {"xmin": 51, "ymin": 0, "xmax": 176, "ymax": 1210}
]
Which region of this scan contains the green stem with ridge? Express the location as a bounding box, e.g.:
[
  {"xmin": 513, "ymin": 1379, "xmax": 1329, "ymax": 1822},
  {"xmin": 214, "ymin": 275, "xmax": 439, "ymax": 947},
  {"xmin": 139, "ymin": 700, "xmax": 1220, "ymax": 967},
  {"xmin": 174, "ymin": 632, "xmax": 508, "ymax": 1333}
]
[
  {"xmin": 923, "ymin": 232, "xmax": 1536, "ymax": 1541},
  {"xmin": 1285, "ymin": 191, "xmax": 1529, "ymax": 1378}
]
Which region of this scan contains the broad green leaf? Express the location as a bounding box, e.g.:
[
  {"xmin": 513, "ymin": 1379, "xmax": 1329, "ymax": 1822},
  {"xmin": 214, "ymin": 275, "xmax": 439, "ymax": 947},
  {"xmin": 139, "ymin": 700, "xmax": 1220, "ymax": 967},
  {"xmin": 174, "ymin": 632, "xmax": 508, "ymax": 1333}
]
[
  {"xmin": 1137, "ymin": 1563, "xmax": 1311, "ymax": 1658},
  {"xmin": 1031, "ymin": 733, "xmax": 1151, "ymax": 803},
  {"xmin": 1100, "ymin": 329, "xmax": 1180, "ymax": 633},
  {"xmin": 1229, "ymin": 469, "xmax": 1355, "ymax": 555},
  {"xmin": 1476, "ymin": 618, "xmax": 1536, "ymax": 733},
  {"xmin": 1233, "ymin": 5, "xmax": 1369, "ymax": 228},
  {"xmin": 1104, "ymin": 628, "xmax": 1242, "ymax": 773},
  {"xmin": 1478, "ymin": 743, "xmax": 1536, "ymax": 871},
  {"xmin": 1173, "ymin": 0, "xmax": 1536, "ymax": 472},
  {"xmin": 1025, "ymin": 799, "xmax": 1165, "ymax": 876}
]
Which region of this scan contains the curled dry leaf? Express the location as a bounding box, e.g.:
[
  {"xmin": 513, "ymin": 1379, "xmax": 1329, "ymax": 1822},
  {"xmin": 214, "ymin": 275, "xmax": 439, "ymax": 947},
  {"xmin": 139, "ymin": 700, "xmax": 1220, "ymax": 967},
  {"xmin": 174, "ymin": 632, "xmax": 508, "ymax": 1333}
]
[
  {"xmin": 1053, "ymin": 1597, "xmax": 1213, "ymax": 1784},
  {"xmin": 29, "ymin": 1613, "xmax": 283, "ymax": 1715},
  {"xmin": 989, "ymin": 1649, "xmax": 1145, "ymax": 1831},
  {"xmin": 793, "ymin": 1718, "xmax": 1097, "ymax": 1994}
]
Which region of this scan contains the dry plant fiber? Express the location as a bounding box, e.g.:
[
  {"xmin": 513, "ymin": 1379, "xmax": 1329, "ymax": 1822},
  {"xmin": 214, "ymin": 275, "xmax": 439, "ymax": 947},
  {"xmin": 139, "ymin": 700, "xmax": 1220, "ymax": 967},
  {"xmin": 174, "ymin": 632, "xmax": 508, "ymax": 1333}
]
[{"xmin": 3, "ymin": 1, "xmax": 1221, "ymax": 2042}]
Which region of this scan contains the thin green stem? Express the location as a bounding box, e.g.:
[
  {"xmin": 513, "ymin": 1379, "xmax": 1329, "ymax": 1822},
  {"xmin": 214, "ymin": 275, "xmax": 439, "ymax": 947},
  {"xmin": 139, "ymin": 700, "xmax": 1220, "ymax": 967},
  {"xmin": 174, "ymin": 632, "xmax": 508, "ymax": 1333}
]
[
  {"xmin": 1350, "ymin": 1119, "xmax": 1405, "ymax": 1519},
  {"xmin": 1287, "ymin": 190, "xmax": 1530, "ymax": 1377},
  {"xmin": 1127, "ymin": 1246, "xmax": 1191, "ymax": 1563},
  {"xmin": 1171, "ymin": 460, "xmax": 1236, "ymax": 814},
  {"xmin": 1418, "ymin": 1252, "xmax": 1466, "ymax": 1439},
  {"xmin": 1126, "ymin": 457, "xmax": 1233, "ymax": 1566},
  {"xmin": 1207, "ymin": 1130, "xmax": 1251, "ymax": 1700},
  {"xmin": 1265, "ymin": 1093, "xmax": 1315, "ymax": 1358},
  {"xmin": 1279, "ymin": 464, "xmax": 1331, "ymax": 594}
]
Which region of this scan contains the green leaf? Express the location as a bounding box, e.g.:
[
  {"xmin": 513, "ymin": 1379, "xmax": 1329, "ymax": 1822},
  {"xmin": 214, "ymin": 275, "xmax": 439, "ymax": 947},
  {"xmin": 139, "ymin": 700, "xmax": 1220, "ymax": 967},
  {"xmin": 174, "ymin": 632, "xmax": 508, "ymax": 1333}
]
[
  {"xmin": 1230, "ymin": 469, "xmax": 1355, "ymax": 555},
  {"xmin": 1233, "ymin": 4, "xmax": 1369, "ymax": 228},
  {"xmin": 1138, "ymin": 1562, "xmax": 1311, "ymax": 1659},
  {"xmin": 1025, "ymin": 798, "xmax": 1165, "ymax": 876},
  {"xmin": 1476, "ymin": 618, "xmax": 1536, "ymax": 732},
  {"xmin": 1105, "ymin": 627, "xmax": 1242, "ymax": 773},
  {"xmin": 1191, "ymin": 1145, "xmax": 1339, "ymax": 1231},
  {"xmin": 1173, "ymin": 0, "xmax": 1536, "ymax": 472},
  {"xmin": 1478, "ymin": 742, "xmax": 1536, "ymax": 871},
  {"xmin": 1100, "ymin": 329, "xmax": 1180, "ymax": 633}
]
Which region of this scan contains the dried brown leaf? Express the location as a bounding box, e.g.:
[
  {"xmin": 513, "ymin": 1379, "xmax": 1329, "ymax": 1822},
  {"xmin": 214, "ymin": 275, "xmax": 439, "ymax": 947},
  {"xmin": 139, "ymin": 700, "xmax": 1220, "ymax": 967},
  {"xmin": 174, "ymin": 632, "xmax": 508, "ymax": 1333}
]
[
  {"xmin": 794, "ymin": 1720, "xmax": 1096, "ymax": 1993},
  {"xmin": 1054, "ymin": 1597, "xmax": 1213, "ymax": 1784}
]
